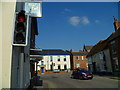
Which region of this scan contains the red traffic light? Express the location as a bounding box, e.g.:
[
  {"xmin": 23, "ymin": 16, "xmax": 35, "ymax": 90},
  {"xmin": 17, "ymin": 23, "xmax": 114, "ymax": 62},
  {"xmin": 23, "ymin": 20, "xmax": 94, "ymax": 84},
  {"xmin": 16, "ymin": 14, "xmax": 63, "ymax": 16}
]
[{"xmin": 18, "ymin": 10, "xmax": 25, "ymax": 22}]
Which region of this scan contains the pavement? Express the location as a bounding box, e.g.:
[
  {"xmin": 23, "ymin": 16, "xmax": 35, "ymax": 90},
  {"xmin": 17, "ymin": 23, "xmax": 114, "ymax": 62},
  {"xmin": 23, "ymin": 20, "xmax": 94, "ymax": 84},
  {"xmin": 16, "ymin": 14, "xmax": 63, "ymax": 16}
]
[
  {"xmin": 33, "ymin": 73, "xmax": 120, "ymax": 88},
  {"xmin": 94, "ymin": 74, "xmax": 120, "ymax": 80}
]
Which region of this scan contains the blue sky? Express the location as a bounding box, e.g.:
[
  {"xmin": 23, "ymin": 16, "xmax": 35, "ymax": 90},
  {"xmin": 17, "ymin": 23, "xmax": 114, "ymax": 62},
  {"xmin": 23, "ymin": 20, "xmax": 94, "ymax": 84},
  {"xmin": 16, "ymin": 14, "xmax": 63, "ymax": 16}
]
[{"xmin": 36, "ymin": 2, "xmax": 118, "ymax": 51}]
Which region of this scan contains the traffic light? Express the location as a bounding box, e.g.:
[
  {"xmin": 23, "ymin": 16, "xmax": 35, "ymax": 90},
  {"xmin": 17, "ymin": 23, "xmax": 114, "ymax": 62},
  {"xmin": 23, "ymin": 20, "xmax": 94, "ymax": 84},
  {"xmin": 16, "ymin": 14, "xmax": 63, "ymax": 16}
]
[{"xmin": 13, "ymin": 10, "xmax": 29, "ymax": 46}]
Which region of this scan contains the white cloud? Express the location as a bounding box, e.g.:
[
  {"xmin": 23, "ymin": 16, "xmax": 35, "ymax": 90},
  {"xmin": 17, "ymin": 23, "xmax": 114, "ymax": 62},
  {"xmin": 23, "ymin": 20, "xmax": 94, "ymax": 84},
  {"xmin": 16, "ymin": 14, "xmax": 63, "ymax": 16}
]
[
  {"xmin": 61, "ymin": 8, "xmax": 72, "ymax": 14},
  {"xmin": 81, "ymin": 16, "xmax": 90, "ymax": 24},
  {"xmin": 69, "ymin": 16, "xmax": 90, "ymax": 26},
  {"xmin": 69, "ymin": 16, "xmax": 80, "ymax": 26},
  {"xmin": 95, "ymin": 20, "xmax": 100, "ymax": 23},
  {"xmin": 64, "ymin": 8, "xmax": 71, "ymax": 12}
]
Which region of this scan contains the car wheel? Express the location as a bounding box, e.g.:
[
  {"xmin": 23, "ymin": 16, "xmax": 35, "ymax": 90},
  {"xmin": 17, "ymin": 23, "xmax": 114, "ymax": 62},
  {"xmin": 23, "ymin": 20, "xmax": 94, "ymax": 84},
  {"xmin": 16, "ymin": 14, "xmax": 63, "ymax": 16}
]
[
  {"xmin": 79, "ymin": 75, "xmax": 83, "ymax": 80},
  {"xmin": 71, "ymin": 74, "xmax": 74, "ymax": 79}
]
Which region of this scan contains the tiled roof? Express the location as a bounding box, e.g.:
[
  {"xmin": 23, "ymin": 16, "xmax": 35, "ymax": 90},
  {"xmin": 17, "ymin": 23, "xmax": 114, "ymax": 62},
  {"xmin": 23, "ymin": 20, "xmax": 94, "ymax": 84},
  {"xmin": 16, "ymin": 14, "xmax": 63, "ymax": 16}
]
[
  {"xmin": 87, "ymin": 40, "xmax": 107, "ymax": 57},
  {"xmin": 83, "ymin": 45, "xmax": 94, "ymax": 51},
  {"xmin": 30, "ymin": 49, "xmax": 71, "ymax": 55},
  {"xmin": 72, "ymin": 51, "xmax": 88, "ymax": 56},
  {"xmin": 30, "ymin": 49, "xmax": 42, "ymax": 55},
  {"xmin": 86, "ymin": 24, "xmax": 120, "ymax": 58},
  {"xmin": 106, "ymin": 28, "xmax": 120, "ymax": 42}
]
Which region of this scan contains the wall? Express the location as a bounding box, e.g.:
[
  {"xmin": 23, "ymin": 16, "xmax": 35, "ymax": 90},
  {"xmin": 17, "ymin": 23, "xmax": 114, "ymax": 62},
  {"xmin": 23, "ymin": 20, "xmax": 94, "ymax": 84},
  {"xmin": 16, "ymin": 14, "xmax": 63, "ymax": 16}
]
[
  {"xmin": 38, "ymin": 55, "xmax": 71, "ymax": 71},
  {"xmin": 73, "ymin": 55, "xmax": 88, "ymax": 69},
  {"xmin": 88, "ymin": 49, "xmax": 112, "ymax": 73},
  {"xmin": 108, "ymin": 36, "xmax": 120, "ymax": 72},
  {"xmin": 0, "ymin": 2, "xmax": 2, "ymax": 90},
  {"xmin": 104, "ymin": 49, "xmax": 112, "ymax": 72},
  {"xmin": 1, "ymin": 2, "xmax": 16, "ymax": 88},
  {"xmin": 90, "ymin": 53, "xmax": 101, "ymax": 72}
]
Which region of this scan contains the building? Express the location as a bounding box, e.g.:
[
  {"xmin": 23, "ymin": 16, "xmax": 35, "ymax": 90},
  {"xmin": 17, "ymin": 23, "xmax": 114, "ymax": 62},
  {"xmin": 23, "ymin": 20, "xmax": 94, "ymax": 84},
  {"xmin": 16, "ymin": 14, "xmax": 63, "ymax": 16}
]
[
  {"xmin": 36, "ymin": 49, "xmax": 71, "ymax": 74},
  {"xmin": 106, "ymin": 27, "xmax": 120, "ymax": 75},
  {"xmin": 87, "ymin": 18, "xmax": 120, "ymax": 75},
  {"xmin": 87, "ymin": 40, "xmax": 112, "ymax": 74},
  {"xmin": 30, "ymin": 49, "xmax": 43, "ymax": 87},
  {"xmin": 83, "ymin": 45, "xmax": 93, "ymax": 52},
  {"xmin": 72, "ymin": 51, "xmax": 88, "ymax": 70}
]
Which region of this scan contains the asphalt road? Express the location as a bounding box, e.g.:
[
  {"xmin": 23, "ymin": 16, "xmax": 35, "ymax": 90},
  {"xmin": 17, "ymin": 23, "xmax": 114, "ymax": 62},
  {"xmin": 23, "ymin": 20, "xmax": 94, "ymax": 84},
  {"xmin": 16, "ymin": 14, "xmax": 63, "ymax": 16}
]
[{"xmin": 39, "ymin": 73, "xmax": 119, "ymax": 88}]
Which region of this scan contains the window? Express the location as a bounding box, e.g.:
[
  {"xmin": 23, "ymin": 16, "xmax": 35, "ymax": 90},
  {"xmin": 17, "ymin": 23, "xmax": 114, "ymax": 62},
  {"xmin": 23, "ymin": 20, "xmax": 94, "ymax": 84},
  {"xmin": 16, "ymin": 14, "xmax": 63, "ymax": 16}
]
[
  {"xmin": 111, "ymin": 41, "xmax": 116, "ymax": 54},
  {"xmin": 50, "ymin": 56, "xmax": 52, "ymax": 62},
  {"xmin": 50, "ymin": 65, "xmax": 53, "ymax": 71},
  {"xmin": 58, "ymin": 56, "xmax": 60, "ymax": 61},
  {"xmin": 58, "ymin": 65, "xmax": 61, "ymax": 70},
  {"xmin": 64, "ymin": 56, "xmax": 66, "ymax": 61},
  {"xmin": 113, "ymin": 57, "xmax": 119, "ymax": 71},
  {"xmin": 86, "ymin": 63, "xmax": 88, "ymax": 67},
  {"xmin": 41, "ymin": 61, "xmax": 44, "ymax": 65},
  {"xmin": 64, "ymin": 65, "xmax": 67, "ymax": 70},
  {"xmin": 82, "ymin": 56, "xmax": 84, "ymax": 60},
  {"xmin": 76, "ymin": 56, "xmax": 79, "ymax": 60},
  {"xmin": 76, "ymin": 64, "xmax": 80, "ymax": 68}
]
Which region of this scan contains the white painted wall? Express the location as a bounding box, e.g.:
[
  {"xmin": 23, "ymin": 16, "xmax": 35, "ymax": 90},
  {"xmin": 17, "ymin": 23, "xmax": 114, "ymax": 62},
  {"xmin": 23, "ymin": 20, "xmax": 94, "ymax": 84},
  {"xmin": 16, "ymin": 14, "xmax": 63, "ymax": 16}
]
[
  {"xmin": 88, "ymin": 49, "xmax": 112, "ymax": 72},
  {"xmin": 38, "ymin": 55, "xmax": 71, "ymax": 70},
  {"xmin": 103, "ymin": 49, "xmax": 112, "ymax": 72},
  {"xmin": 0, "ymin": 2, "xmax": 2, "ymax": 90},
  {"xmin": 1, "ymin": 2, "xmax": 16, "ymax": 88}
]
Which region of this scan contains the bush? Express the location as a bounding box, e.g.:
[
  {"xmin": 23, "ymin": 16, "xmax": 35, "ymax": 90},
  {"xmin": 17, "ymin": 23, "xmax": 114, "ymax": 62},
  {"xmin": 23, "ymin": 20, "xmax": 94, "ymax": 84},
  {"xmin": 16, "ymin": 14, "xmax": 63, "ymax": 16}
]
[
  {"xmin": 61, "ymin": 69, "xmax": 65, "ymax": 71},
  {"xmin": 46, "ymin": 70, "xmax": 53, "ymax": 72},
  {"xmin": 37, "ymin": 70, "xmax": 40, "ymax": 72}
]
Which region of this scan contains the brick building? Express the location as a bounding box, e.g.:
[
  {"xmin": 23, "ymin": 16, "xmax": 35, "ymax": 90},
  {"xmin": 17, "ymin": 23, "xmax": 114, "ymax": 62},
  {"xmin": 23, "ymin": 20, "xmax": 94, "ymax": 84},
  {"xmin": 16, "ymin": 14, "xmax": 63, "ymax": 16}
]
[
  {"xmin": 72, "ymin": 51, "xmax": 88, "ymax": 70},
  {"xmin": 107, "ymin": 27, "xmax": 120, "ymax": 74}
]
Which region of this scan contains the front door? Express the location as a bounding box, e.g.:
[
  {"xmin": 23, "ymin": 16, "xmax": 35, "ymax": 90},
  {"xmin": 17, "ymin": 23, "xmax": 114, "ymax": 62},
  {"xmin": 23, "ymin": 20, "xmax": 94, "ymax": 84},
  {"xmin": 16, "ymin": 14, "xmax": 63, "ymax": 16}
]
[
  {"xmin": 41, "ymin": 67, "xmax": 44, "ymax": 73},
  {"xmin": 92, "ymin": 62, "xmax": 96, "ymax": 73}
]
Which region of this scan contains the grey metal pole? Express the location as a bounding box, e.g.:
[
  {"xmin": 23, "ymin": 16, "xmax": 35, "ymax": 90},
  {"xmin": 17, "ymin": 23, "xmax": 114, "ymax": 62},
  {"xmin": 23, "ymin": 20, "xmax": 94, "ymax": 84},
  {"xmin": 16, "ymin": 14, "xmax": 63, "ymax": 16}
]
[{"xmin": 19, "ymin": 53, "xmax": 24, "ymax": 88}]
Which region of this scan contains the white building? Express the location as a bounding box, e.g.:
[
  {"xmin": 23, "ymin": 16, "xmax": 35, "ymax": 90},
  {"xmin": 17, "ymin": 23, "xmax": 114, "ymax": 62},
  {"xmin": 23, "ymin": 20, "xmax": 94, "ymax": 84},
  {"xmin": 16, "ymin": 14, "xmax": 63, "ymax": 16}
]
[
  {"xmin": 87, "ymin": 40, "xmax": 112, "ymax": 74},
  {"xmin": 37, "ymin": 49, "xmax": 71, "ymax": 73}
]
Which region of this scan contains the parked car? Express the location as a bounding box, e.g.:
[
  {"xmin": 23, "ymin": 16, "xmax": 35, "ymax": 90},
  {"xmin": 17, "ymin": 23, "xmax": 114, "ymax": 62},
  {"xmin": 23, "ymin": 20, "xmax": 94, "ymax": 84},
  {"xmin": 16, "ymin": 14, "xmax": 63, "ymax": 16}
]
[
  {"xmin": 70, "ymin": 68, "xmax": 93, "ymax": 80},
  {"xmin": 53, "ymin": 69, "xmax": 60, "ymax": 73}
]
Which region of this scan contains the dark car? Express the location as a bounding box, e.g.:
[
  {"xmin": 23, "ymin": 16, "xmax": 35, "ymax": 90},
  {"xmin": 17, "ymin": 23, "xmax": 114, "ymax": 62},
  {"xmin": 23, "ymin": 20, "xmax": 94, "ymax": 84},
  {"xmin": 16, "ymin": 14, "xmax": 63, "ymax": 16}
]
[{"xmin": 70, "ymin": 68, "xmax": 93, "ymax": 80}]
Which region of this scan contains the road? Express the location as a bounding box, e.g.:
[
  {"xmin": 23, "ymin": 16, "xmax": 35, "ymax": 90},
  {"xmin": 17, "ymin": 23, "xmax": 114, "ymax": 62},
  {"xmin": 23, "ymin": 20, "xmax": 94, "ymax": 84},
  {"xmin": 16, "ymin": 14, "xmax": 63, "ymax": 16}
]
[{"xmin": 39, "ymin": 73, "xmax": 119, "ymax": 88}]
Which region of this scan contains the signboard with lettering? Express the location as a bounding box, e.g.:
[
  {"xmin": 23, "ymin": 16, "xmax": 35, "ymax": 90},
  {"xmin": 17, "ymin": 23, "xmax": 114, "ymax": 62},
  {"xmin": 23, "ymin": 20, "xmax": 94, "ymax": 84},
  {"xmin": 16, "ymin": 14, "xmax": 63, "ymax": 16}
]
[{"xmin": 25, "ymin": 2, "xmax": 42, "ymax": 17}]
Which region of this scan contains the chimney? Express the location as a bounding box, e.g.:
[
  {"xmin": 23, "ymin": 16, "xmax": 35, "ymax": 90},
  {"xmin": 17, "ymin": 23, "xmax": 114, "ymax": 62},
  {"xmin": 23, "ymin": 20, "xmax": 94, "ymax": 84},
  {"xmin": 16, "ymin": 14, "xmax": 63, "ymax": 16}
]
[
  {"xmin": 113, "ymin": 17, "xmax": 120, "ymax": 31},
  {"xmin": 70, "ymin": 49, "xmax": 72, "ymax": 52}
]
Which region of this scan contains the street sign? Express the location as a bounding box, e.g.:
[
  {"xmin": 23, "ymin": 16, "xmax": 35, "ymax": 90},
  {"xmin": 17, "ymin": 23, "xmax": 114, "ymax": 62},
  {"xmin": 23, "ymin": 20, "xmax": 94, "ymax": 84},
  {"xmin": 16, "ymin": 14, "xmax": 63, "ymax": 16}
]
[{"xmin": 25, "ymin": 2, "xmax": 42, "ymax": 17}]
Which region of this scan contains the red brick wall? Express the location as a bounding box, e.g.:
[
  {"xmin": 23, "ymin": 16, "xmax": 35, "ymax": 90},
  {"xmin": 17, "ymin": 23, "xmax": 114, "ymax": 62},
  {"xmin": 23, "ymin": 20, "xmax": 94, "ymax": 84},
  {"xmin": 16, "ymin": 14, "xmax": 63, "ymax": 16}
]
[
  {"xmin": 108, "ymin": 36, "xmax": 120, "ymax": 72},
  {"xmin": 73, "ymin": 55, "xmax": 88, "ymax": 70}
]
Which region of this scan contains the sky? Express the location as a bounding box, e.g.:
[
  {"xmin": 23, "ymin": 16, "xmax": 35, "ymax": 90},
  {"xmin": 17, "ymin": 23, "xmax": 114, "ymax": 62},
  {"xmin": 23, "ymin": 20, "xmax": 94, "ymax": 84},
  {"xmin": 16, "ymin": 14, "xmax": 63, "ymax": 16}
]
[{"xmin": 36, "ymin": 2, "xmax": 118, "ymax": 51}]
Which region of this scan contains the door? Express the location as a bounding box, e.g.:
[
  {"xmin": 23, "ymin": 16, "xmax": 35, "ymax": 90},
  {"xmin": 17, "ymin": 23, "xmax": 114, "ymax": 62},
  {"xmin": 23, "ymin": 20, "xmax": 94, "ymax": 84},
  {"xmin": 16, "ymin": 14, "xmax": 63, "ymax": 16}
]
[
  {"xmin": 41, "ymin": 67, "xmax": 44, "ymax": 73},
  {"xmin": 92, "ymin": 62, "xmax": 96, "ymax": 73}
]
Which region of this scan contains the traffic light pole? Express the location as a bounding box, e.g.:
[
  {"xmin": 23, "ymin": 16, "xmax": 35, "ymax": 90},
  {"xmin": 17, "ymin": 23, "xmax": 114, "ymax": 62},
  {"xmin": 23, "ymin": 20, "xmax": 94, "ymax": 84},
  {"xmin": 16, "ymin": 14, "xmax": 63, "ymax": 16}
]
[{"xmin": 19, "ymin": 53, "xmax": 24, "ymax": 88}]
